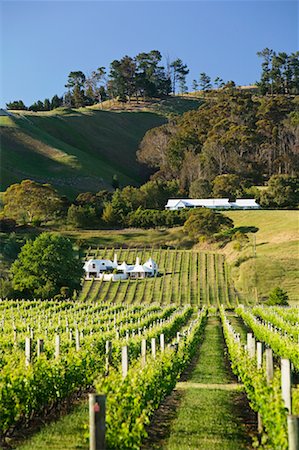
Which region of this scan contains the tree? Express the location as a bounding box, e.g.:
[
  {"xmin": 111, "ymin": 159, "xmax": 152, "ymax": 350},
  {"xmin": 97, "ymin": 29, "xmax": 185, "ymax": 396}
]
[
  {"xmin": 170, "ymin": 59, "xmax": 189, "ymax": 94},
  {"xmin": 51, "ymin": 94, "xmax": 63, "ymax": 109},
  {"xmin": 135, "ymin": 50, "xmax": 170, "ymax": 99},
  {"xmin": 192, "ymin": 80, "xmax": 198, "ymax": 91},
  {"xmin": 44, "ymin": 98, "xmax": 51, "ymax": 111},
  {"xmin": 183, "ymin": 208, "xmax": 234, "ymax": 240},
  {"xmin": 67, "ymin": 205, "xmax": 99, "ymax": 228},
  {"xmin": 267, "ymin": 287, "xmax": 289, "ymax": 306},
  {"xmin": 212, "ymin": 174, "xmax": 246, "ymax": 200},
  {"xmin": 3, "ymin": 180, "xmax": 64, "ymax": 224},
  {"xmin": 11, "ymin": 233, "xmax": 83, "ymax": 298},
  {"xmin": 189, "ymin": 179, "xmax": 212, "ymax": 198},
  {"xmin": 260, "ymin": 175, "xmax": 299, "ymax": 208},
  {"xmin": 199, "ymin": 73, "xmax": 212, "ymax": 91},
  {"xmin": 214, "ymin": 77, "xmax": 225, "ymax": 89},
  {"xmin": 109, "ymin": 56, "xmax": 137, "ymax": 102},
  {"xmin": 29, "ymin": 100, "xmax": 44, "ymax": 111},
  {"xmin": 6, "ymin": 100, "xmax": 27, "ymax": 110},
  {"xmin": 85, "ymin": 67, "xmax": 106, "ymax": 104},
  {"xmin": 65, "ymin": 71, "xmax": 86, "ymax": 107}
]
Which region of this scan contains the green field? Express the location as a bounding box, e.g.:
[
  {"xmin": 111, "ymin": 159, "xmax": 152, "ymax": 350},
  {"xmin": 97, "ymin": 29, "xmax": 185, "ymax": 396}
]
[
  {"xmin": 223, "ymin": 210, "xmax": 299, "ymax": 303},
  {"xmin": 0, "ymin": 97, "xmax": 202, "ymax": 198},
  {"xmin": 79, "ymin": 248, "xmax": 238, "ymax": 306}
]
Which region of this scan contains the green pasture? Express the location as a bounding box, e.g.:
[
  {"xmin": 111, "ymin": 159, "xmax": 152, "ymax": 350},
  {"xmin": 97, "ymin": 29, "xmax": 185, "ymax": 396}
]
[
  {"xmin": 223, "ymin": 210, "xmax": 299, "ymax": 303},
  {"xmin": 0, "ymin": 108, "xmax": 165, "ymax": 197}
]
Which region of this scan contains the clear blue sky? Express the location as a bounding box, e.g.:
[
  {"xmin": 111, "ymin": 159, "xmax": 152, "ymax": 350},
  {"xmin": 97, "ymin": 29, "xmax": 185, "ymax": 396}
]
[{"xmin": 1, "ymin": 0, "xmax": 298, "ymax": 107}]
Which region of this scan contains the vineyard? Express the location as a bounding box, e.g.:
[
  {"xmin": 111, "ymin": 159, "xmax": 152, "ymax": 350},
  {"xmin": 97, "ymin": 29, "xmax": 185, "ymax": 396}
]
[
  {"xmin": 79, "ymin": 248, "xmax": 238, "ymax": 306},
  {"xmin": 0, "ymin": 248, "xmax": 298, "ymax": 449}
]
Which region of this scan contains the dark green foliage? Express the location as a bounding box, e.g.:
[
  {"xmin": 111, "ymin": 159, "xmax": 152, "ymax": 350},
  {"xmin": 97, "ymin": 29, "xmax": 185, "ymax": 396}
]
[
  {"xmin": 0, "ymin": 217, "xmax": 16, "ymax": 232},
  {"xmin": 51, "ymin": 95, "xmax": 63, "ymax": 109},
  {"xmin": 260, "ymin": 175, "xmax": 299, "ymax": 208},
  {"xmin": 11, "ymin": 233, "xmax": 83, "ymax": 298},
  {"xmin": 212, "ymin": 174, "xmax": 246, "ymax": 200},
  {"xmin": 267, "ymin": 287, "xmax": 289, "ymax": 306},
  {"xmin": 112, "ymin": 174, "xmax": 119, "ymax": 190},
  {"xmin": 189, "ymin": 179, "xmax": 212, "ymax": 198},
  {"xmin": 199, "ymin": 72, "xmax": 212, "ymax": 91},
  {"xmin": 138, "ymin": 90, "xmax": 298, "ymax": 190},
  {"xmin": 2, "ymin": 233, "xmax": 21, "ymax": 260},
  {"xmin": 127, "ymin": 208, "xmax": 188, "ymax": 228},
  {"xmin": 6, "ymin": 100, "xmax": 27, "ymax": 110},
  {"xmin": 184, "ymin": 209, "xmax": 234, "ymax": 240},
  {"xmin": 67, "ymin": 205, "xmax": 99, "ymax": 229},
  {"xmin": 257, "ymin": 48, "xmax": 299, "ymax": 95}
]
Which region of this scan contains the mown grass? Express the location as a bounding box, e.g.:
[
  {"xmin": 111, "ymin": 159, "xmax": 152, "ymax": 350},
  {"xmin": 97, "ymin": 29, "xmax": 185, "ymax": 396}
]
[
  {"xmin": 16, "ymin": 402, "xmax": 88, "ymax": 450},
  {"xmin": 223, "ymin": 210, "xmax": 299, "ymax": 303},
  {"xmin": 0, "ymin": 109, "xmax": 165, "ymax": 197},
  {"xmin": 165, "ymin": 317, "xmax": 254, "ymax": 450}
]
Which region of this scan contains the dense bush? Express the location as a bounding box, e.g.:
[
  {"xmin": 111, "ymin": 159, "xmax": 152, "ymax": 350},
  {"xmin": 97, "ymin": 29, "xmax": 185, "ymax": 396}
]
[
  {"xmin": 267, "ymin": 287, "xmax": 289, "ymax": 306},
  {"xmin": 127, "ymin": 208, "xmax": 188, "ymax": 228},
  {"xmin": 260, "ymin": 175, "xmax": 299, "ymax": 208},
  {"xmin": 184, "ymin": 209, "xmax": 234, "ymax": 240}
]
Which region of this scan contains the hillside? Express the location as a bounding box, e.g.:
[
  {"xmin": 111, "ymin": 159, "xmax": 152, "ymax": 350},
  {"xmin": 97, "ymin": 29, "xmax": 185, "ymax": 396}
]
[
  {"xmin": 0, "ymin": 97, "xmax": 202, "ymax": 198},
  {"xmin": 223, "ymin": 210, "xmax": 299, "ymax": 304}
]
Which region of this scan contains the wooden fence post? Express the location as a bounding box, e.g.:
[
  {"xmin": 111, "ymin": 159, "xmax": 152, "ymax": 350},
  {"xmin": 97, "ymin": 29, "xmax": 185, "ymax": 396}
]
[
  {"xmin": 25, "ymin": 337, "xmax": 31, "ymax": 367},
  {"xmin": 75, "ymin": 329, "xmax": 80, "ymax": 351},
  {"xmin": 141, "ymin": 339, "xmax": 146, "ymax": 368},
  {"xmin": 89, "ymin": 394, "xmax": 106, "ymax": 450},
  {"xmin": 151, "ymin": 338, "xmax": 156, "ymax": 359},
  {"xmin": 287, "ymin": 415, "xmax": 299, "ymax": 450},
  {"xmin": 256, "ymin": 342, "xmax": 263, "ymax": 369},
  {"xmin": 37, "ymin": 338, "xmax": 44, "ymax": 357},
  {"xmin": 281, "ymin": 358, "xmax": 292, "ymax": 412},
  {"xmin": 160, "ymin": 333, "xmax": 165, "ymax": 352},
  {"xmin": 105, "ymin": 341, "xmax": 112, "ymax": 374},
  {"xmin": 247, "ymin": 333, "xmax": 255, "ymax": 358},
  {"xmin": 122, "ymin": 346, "xmax": 128, "ymax": 378},
  {"xmin": 55, "ymin": 334, "xmax": 60, "ymax": 359},
  {"xmin": 266, "ymin": 348, "xmax": 274, "ymax": 383}
]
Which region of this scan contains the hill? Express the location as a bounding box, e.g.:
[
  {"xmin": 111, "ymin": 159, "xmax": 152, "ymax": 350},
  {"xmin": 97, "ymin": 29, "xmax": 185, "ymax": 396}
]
[
  {"xmin": 223, "ymin": 210, "xmax": 299, "ymax": 304},
  {"xmin": 0, "ymin": 97, "xmax": 202, "ymax": 198}
]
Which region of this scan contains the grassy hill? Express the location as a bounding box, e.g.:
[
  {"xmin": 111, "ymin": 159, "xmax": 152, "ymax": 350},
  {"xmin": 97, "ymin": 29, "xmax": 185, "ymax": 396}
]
[
  {"xmin": 223, "ymin": 210, "xmax": 299, "ymax": 304},
  {"xmin": 0, "ymin": 97, "xmax": 202, "ymax": 198}
]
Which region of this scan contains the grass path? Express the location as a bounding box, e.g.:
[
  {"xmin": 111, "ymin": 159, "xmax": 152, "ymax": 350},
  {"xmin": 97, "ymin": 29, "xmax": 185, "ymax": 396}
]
[
  {"xmin": 16, "ymin": 316, "xmax": 255, "ymax": 450},
  {"xmin": 144, "ymin": 316, "xmax": 256, "ymax": 450}
]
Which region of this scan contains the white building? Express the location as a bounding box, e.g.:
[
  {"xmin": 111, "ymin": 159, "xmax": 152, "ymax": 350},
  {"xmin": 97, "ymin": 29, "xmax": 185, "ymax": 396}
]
[
  {"xmin": 165, "ymin": 198, "xmax": 260, "ymax": 211},
  {"xmin": 84, "ymin": 254, "xmax": 159, "ymax": 281}
]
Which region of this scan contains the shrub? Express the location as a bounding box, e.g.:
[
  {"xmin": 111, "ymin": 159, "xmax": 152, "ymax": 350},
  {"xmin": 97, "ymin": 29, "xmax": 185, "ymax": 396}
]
[{"xmin": 267, "ymin": 287, "xmax": 289, "ymax": 306}]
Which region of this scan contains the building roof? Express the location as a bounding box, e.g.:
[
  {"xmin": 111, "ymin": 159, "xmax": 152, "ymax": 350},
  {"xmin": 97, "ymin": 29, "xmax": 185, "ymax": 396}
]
[
  {"xmin": 165, "ymin": 198, "xmax": 231, "ymax": 208},
  {"xmin": 233, "ymin": 199, "xmax": 260, "ymax": 207},
  {"xmin": 165, "ymin": 198, "xmax": 260, "ymax": 209},
  {"xmin": 127, "ymin": 264, "xmax": 152, "ymax": 273}
]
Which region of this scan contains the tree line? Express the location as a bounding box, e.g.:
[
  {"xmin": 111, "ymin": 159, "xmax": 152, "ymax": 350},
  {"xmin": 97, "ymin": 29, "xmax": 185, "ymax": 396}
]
[
  {"xmin": 137, "ymin": 90, "xmax": 299, "ymax": 190},
  {"xmin": 6, "ymin": 48, "xmax": 299, "ymax": 111}
]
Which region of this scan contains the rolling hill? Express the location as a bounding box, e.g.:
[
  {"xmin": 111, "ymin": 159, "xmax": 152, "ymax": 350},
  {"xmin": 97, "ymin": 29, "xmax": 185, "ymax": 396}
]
[{"xmin": 0, "ymin": 97, "xmax": 202, "ymax": 198}]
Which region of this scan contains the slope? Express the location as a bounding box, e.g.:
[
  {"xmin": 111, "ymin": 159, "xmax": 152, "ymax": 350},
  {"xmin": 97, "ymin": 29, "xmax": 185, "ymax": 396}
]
[
  {"xmin": 0, "ymin": 97, "xmax": 202, "ymax": 198},
  {"xmin": 223, "ymin": 210, "xmax": 299, "ymax": 304},
  {"xmin": 0, "ymin": 108, "xmax": 165, "ymax": 197}
]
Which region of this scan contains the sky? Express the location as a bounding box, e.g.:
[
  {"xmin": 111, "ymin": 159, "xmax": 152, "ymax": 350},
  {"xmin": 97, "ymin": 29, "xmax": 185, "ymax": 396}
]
[{"xmin": 0, "ymin": 0, "xmax": 298, "ymax": 107}]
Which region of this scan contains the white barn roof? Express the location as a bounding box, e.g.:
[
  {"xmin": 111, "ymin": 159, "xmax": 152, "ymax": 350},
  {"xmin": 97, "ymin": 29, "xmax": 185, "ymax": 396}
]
[
  {"xmin": 165, "ymin": 198, "xmax": 231, "ymax": 208},
  {"xmin": 232, "ymin": 199, "xmax": 261, "ymax": 208},
  {"xmin": 165, "ymin": 198, "xmax": 260, "ymax": 210}
]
